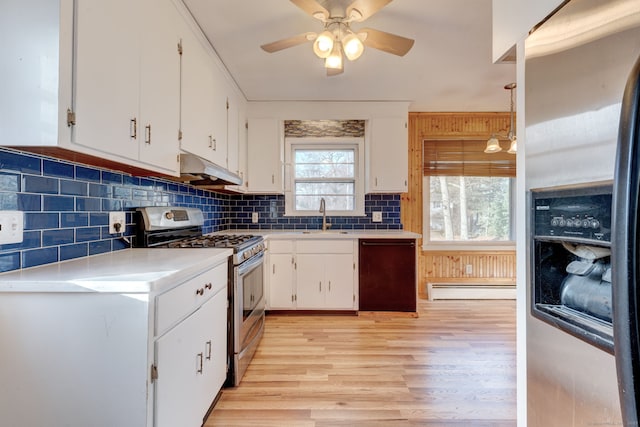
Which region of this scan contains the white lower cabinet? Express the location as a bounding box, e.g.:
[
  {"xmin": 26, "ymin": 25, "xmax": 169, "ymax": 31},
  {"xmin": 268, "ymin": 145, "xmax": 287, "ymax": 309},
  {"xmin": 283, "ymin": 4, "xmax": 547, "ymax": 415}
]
[
  {"xmin": 155, "ymin": 289, "xmax": 227, "ymax": 427},
  {"xmin": 0, "ymin": 256, "xmax": 229, "ymax": 427},
  {"xmin": 266, "ymin": 239, "xmax": 357, "ymax": 310}
]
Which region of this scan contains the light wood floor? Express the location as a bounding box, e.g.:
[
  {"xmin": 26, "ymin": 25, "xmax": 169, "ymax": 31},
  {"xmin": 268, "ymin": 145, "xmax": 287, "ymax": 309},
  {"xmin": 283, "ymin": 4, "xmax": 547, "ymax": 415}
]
[{"xmin": 205, "ymin": 298, "xmax": 516, "ymax": 427}]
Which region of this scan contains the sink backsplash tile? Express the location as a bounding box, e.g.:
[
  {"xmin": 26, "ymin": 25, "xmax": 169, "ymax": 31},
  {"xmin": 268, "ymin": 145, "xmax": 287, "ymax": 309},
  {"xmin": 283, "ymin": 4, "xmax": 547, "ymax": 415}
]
[{"xmin": 0, "ymin": 147, "xmax": 402, "ymax": 273}]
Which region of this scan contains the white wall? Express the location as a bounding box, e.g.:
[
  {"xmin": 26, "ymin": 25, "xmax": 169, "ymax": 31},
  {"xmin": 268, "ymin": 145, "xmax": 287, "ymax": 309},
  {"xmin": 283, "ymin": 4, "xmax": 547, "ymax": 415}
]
[
  {"xmin": 247, "ymin": 101, "xmax": 409, "ymax": 120},
  {"xmin": 492, "ymin": 0, "xmax": 564, "ymax": 62}
]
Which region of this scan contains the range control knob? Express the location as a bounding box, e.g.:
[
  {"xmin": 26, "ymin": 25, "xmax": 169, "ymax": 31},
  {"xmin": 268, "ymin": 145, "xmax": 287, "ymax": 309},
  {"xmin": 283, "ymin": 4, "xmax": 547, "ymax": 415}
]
[
  {"xmin": 165, "ymin": 211, "xmax": 174, "ymax": 220},
  {"xmin": 591, "ymin": 219, "xmax": 600, "ymax": 229}
]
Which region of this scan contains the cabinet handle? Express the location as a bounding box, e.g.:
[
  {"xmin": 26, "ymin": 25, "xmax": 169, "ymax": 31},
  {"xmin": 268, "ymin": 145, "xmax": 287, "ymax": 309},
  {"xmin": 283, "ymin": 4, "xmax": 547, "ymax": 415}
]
[
  {"xmin": 196, "ymin": 352, "xmax": 203, "ymax": 374},
  {"xmin": 273, "ymin": 264, "xmax": 275, "ymax": 274},
  {"xmin": 208, "ymin": 135, "xmax": 213, "ymax": 148},
  {"xmin": 145, "ymin": 124, "xmax": 151, "ymax": 144},
  {"xmin": 130, "ymin": 118, "xmax": 137, "ymax": 139},
  {"xmin": 271, "ymin": 174, "xmax": 275, "ymax": 184},
  {"xmin": 205, "ymin": 283, "xmax": 212, "ymax": 290},
  {"xmin": 375, "ymin": 177, "xmax": 378, "ymax": 186},
  {"xmin": 319, "ymin": 281, "xmax": 322, "ymax": 292},
  {"xmin": 329, "ymin": 281, "xmax": 331, "ymax": 292},
  {"xmin": 212, "ymin": 138, "xmax": 217, "ymax": 150},
  {"xmin": 196, "ymin": 288, "xmax": 204, "ymax": 296},
  {"xmin": 205, "ymin": 341, "xmax": 212, "ymax": 360}
]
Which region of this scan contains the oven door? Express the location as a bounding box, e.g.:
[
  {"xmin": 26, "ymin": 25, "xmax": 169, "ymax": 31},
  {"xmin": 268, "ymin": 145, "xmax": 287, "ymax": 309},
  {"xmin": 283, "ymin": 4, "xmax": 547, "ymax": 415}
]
[{"xmin": 234, "ymin": 252, "xmax": 265, "ymax": 352}]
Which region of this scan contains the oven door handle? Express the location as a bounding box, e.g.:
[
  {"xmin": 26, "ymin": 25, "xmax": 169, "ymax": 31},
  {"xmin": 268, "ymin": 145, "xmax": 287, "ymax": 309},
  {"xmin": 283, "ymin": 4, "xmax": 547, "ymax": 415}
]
[{"xmin": 237, "ymin": 251, "xmax": 265, "ymax": 276}]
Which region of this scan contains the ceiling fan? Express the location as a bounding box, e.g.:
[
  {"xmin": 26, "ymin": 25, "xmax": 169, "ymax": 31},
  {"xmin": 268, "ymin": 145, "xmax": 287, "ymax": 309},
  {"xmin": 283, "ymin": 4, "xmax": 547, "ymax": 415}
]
[{"xmin": 260, "ymin": 0, "xmax": 415, "ymax": 76}]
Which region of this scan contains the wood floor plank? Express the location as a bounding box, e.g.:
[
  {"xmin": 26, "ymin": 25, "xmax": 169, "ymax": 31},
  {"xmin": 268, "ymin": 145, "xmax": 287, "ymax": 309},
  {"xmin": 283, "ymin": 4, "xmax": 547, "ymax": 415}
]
[{"xmin": 204, "ymin": 299, "xmax": 516, "ymax": 427}]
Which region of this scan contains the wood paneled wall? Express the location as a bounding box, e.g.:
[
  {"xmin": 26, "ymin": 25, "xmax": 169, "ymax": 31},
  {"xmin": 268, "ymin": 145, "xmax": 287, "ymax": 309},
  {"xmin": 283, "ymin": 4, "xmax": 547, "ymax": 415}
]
[{"xmin": 401, "ymin": 113, "xmax": 516, "ymax": 295}]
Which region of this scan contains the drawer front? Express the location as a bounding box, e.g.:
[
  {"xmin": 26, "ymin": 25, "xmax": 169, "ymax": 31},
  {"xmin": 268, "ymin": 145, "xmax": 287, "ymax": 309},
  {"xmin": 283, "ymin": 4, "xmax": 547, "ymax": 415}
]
[
  {"xmin": 268, "ymin": 239, "xmax": 294, "ymax": 254},
  {"xmin": 296, "ymin": 239, "xmax": 353, "ymax": 254},
  {"xmin": 156, "ymin": 261, "xmax": 228, "ymax": 336}
]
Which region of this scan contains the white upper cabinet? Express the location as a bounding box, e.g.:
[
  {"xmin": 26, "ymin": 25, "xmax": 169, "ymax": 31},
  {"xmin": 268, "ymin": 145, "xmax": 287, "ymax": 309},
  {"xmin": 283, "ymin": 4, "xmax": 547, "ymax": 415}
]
[
  {"xmin": 2, "ymin": 0, "xmax": 181, "ymax": 175},
  {"xmin": 73, "ymin": 0, "xmax": 141, "ymax": 162},
  {"xmin": 74, "ymin": 0, "xmax": 181, "ymax": 174},
  {"xmin": 368, "ymin": 117, "xmax": 408, "ymax": 193},
  {"xmin": 247, "ymin": 118, "xmax": 283, "ymax": 193},
  {"xmin": 179, "ymin": 18, "xmax": 235, "ymax": 170}
]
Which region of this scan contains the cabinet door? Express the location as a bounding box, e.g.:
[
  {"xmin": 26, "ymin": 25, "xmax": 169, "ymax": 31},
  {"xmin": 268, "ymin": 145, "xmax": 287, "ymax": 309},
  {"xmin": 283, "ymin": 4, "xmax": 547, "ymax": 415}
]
[
  {"xmin": 227, "ymin": 91, "xmax": 239, "ymax": 174},
  {"xmin": 180, "ymin": 27, "xmax": 216, "ymax": 162},
  {"xmin": 210, "ymin": 65, "xmax": 229, "ymax": 168},
  {"xmin": 199, "ymin": 290, "xmax": 228, "ymax": 414},
  {"xmin": 247, "ymin": 118, "xmax": 283, "ymax": 193},
  {"xmin": 325, "ymin": 253, "xmax": 356, "ymax": 309},
  {"xmin": 155, "ymin": 303, "xmax": 206, "ymax": 427},
  {"xmin": 138, "ymin": 0, "xmax": 180, "ymax": 173},
  {"xmin": 268, "ymin": 253, "xmax": 295, "ymax": 309},
  {"xmin": 369, "ymin": 117, "xmax": 408, "ymax": 193},
  {"xmin": 296, "ymin": 254, "xmax": 326, "ymax": 309},
  {"xmin": 73, "ymin": 0, "xmax": 140, "ymax": 159}
]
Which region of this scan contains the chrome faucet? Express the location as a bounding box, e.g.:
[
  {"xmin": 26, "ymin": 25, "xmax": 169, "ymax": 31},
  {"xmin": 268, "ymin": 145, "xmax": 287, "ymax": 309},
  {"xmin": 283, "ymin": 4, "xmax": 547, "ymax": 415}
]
[{"xmin": 319, "ymin": 198, "xmax": 331, "ymax": 231}]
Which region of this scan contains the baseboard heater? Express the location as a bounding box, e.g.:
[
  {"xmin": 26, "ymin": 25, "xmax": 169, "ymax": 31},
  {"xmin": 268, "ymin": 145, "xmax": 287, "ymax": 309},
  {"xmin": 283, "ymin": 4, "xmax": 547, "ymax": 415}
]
[{"xmin": 426, "ymin": 283, "xmax": 516, "ymax": 301}]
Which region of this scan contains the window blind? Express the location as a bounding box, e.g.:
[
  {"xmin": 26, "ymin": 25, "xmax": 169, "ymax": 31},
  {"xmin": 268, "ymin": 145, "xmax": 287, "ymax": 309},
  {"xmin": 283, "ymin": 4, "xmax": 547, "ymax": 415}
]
[{"xmin": 423, "ymin": 140, "xmax": 516, "ymax": 177}]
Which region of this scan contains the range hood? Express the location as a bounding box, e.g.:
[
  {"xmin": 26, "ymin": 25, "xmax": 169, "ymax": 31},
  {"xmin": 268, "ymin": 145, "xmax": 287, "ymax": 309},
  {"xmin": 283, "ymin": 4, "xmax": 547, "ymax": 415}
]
[{"xmin": 179, "ymin": 153, "xmax": 243, "ymax": 187}]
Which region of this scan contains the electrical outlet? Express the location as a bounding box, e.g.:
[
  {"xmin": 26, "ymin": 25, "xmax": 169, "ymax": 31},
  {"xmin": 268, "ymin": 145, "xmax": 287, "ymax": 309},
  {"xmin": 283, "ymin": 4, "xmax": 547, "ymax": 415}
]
[
  {"xmin": 372, "ymin": 211, "xmax": 383, "ymax": 223},
  {"xmin": 108, "ymin": 211, "xmax": 126, "ymax": 234},
  {"xmin": 465, "ymin": 264, "xmax": 473, "ymax": 275},
  {"xmin": 252, "ymin": 212, "xmax": 259, "ymax": 223},
  {"xmin": 0, "ymin": 211, "xmax": 24, "ymax": 244}
]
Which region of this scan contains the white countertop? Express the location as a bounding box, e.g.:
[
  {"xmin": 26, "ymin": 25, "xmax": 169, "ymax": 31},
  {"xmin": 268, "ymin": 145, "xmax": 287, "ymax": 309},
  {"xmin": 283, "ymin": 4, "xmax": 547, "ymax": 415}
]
[
  {"xmin": 217, "ymin": 229, "xmax": 421, "ymax": 240},
  {"xmin": 0, "ymin": 248, "xmax": 232, "ymax": 293}
]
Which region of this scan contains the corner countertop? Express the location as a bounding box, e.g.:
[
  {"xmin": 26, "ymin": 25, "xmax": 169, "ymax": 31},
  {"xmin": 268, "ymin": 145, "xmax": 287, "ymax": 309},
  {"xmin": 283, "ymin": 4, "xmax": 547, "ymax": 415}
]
[
  {"xmin": 216, "ymin": 229, "xmax": 421, "ymax": 240},
  {"xmin": 0, "ymin": 248, "xmax": 232, "ymax": 294}
]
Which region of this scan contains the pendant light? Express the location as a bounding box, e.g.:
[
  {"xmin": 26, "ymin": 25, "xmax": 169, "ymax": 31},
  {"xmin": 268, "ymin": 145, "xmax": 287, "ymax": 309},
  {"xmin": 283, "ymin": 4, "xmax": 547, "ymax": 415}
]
[{"xmin": 485, "ymin": 83, "xmax": 517, "ymax": 154}]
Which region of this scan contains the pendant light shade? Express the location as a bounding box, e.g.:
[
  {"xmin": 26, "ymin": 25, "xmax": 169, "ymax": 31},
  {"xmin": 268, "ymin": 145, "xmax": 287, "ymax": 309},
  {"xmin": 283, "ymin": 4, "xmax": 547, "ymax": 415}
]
[
  {"xmin": 486, "ymin": 83, "xmax": 517, "ymax": 154},
  {"xmin": 484, "ymin": 135, "xmax": 502, "ymax": 153},
  {"xmin": 325, "ymin": 41, "xmax": 343, "ymax": 69},
  {"xmin": 342, "ymin": 32, "xmax": 364, "ymax": 61},
  {"xmin": 313, "ymin": 30, "xmax": 334, "ymax": 58},
  {"xmin": 507, "ymin": 136, "xmax": 517, "ymax": 154}
]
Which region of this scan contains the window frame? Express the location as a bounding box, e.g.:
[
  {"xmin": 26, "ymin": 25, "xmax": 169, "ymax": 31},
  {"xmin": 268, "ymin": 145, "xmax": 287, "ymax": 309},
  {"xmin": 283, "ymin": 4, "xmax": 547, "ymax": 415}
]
[
  {"xmin": 284, "ymin": 137, "xmax": 365, "ymax": 217},
  {"xmin": 422, "ymin": 175, "xmax": 517, "ymax": 251}
]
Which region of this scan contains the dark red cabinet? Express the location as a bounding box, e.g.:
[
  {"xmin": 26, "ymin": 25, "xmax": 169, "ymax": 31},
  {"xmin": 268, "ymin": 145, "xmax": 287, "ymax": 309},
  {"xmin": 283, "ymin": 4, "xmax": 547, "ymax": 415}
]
[{"xmin": 358, "ymin": 239, "xmax": 417, "ymax": 312}]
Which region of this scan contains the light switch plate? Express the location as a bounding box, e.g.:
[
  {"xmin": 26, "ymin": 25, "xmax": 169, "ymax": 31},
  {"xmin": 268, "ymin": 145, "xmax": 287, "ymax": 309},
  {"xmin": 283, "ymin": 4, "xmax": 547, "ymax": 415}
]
[
  {"xmin": 0, "ymin": 211, "xmax": 24, "ymax": 244},
  {"xmin": 252, "ymin": 212, "xmax": 259, "ymax": 223},
  {"xmin": 372, "ymin": 212, "xmax": 383, "ymax": 222}
]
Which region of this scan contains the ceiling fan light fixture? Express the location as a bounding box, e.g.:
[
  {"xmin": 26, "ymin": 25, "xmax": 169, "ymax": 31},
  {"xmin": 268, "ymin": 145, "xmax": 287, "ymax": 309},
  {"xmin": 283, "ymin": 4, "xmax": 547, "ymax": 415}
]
[
  {"xmin": 325, "ymin": 41, "xmax": 343, "ymax": 69},
  {"xmin": 342, "ymin": 32, "xmax": 364, "ymax": 61},
  {"xmin": 313, "ymin": 30, "xmax": 334, "ymax": 58},
  {"xmin": 484, "ymin": 135, "xmax": 502, "ymax": 153}
]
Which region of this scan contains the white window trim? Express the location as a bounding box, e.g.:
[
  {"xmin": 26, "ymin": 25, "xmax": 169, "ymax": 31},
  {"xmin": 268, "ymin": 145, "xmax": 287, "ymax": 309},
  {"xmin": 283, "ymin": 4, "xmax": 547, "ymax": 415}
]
[
  {"xmin": 421, "ymin": 176, "xmax": 517, "ymax": 251},
  {"xmin": 284, "ymin": 137, "xmax": 365, "ymax": 217}
]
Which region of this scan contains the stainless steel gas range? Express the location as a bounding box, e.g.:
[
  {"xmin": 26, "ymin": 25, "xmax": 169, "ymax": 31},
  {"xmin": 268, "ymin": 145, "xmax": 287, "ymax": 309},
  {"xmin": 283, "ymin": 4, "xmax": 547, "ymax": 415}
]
[{"xmin": 134, "ymin": 206, "xmax": 265, "ymax": 387}]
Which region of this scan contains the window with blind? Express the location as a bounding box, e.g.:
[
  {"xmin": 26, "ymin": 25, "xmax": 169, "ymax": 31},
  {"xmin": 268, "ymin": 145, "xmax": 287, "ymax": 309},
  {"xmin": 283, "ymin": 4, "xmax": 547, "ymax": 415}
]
[
  {"xmin": 423, "ymin": 140, "xmax": 516, "ymax": 245},
  {"xmin": 285, "ymin": 138, "xmax": 365, "ymax": 216}
]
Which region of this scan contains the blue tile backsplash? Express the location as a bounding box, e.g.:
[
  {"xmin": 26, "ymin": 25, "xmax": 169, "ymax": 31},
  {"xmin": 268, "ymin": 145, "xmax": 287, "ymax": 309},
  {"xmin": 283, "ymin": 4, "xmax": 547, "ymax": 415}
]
[{"xmin": 0, "ymin": 147, "xmax": 402, "ymax": 273}]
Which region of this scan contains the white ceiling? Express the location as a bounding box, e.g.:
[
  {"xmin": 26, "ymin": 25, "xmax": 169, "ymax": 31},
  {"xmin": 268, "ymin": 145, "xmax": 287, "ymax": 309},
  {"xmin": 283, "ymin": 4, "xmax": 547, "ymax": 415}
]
[{"xmin": 182, "ymin": 0, "xmax": 516, "ymax": 112}]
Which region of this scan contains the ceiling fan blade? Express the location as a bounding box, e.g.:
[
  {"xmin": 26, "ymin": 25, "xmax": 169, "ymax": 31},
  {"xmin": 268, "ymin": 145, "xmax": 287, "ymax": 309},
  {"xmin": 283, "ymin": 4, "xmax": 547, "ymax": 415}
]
[
  {"xmin": 327, "ymin": 66, "xmax": 344, "ymax": 76},
  {"xmin": 290, "ymin": 0, "xmax": 329, "ymax": 21},
  {"xmin": 358, "ymin": 28, "xmax": 414, "ymax": 56},
  {"xmin": 261, "ymin": 32, "xmax": 317, "ymax": 53},
  {"xmin": 346, "ymin": 0, "xmax": 392, "ymax": 21}
]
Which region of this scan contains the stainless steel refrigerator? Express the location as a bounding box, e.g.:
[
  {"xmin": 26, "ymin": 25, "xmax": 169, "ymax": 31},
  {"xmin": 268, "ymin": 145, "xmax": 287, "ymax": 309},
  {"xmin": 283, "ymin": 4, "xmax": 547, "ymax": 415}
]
[{"xmin": 525, "ymin": 0, "xmax": 640, "ymax": 425}]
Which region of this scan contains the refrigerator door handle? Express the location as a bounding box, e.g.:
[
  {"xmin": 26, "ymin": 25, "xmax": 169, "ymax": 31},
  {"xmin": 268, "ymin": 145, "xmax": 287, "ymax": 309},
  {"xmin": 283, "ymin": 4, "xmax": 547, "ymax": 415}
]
[{"xmin": 612, "ymin": 52, "xmax": 640, "ymax": 427}]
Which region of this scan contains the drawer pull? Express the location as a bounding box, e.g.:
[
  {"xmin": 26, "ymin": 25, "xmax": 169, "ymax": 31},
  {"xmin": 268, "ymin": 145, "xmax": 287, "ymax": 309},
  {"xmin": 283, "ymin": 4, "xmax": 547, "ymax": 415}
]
[
  {"xmin": 205, "ymin": 341, "xmax": 212, "ymax": 360},
  {"xmin": 205, "ymin": 283, "xmax": 212, "ymax": 290},
  {"xmin": 196, "ymin": 288, "xmax": 204, "ymax": 296},
  {"xmin": 196, "ymin": 352, "xmax": 203, "ymax": 374}
]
